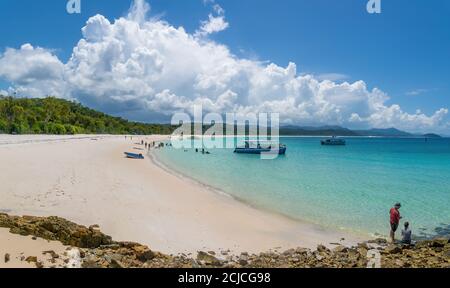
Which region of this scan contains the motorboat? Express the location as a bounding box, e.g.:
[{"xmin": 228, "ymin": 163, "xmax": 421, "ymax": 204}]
[
  {"xmin": 124, "ymin": 152, "xmax": 144, "ymax": 159},
  {"xmin": 234, "ymin": 141, "xmax": 287, "ymax": 155},
  {"xmin": 321, "ymin": 136, "xmax": 346, "ymax": 146}
]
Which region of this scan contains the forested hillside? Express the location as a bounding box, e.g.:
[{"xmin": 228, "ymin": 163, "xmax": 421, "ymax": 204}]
[{"xmin": 0, "ymin": 96, "xmax": 176, "ymax": 135}]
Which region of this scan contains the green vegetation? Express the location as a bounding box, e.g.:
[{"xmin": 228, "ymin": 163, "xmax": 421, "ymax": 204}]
[{"xmin": 0, "ymin": 96, "xmax": 177, "ymax": 135}]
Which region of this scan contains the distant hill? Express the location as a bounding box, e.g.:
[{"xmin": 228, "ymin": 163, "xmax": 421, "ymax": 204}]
[
  {"xmin": 0, "ymin": 96, "xmax": 177, "ymax": 135},
  {"xmin": 280, "ymin": 125, "xmax": 358, "ymax": 136},
  {"xmin": 354, "ymin": 128, "xmax": 413, "ymax": 137},
  {"xmin": 279, "ymin": 125, "xmax": 440, "ymax": 138},
  {"xmin": 422, "ymin": 133, "xmax": 442, "ymax": 138}
]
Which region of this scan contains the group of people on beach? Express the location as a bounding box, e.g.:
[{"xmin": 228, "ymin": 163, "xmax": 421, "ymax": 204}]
[
  {"xmin": 125, "ymin": 136, "xmax": 162, "ymax": 150},
  {"xmin": 142, "ymin": 140, "xmax": 155, "ymax": 149},
  {"xmin": 389, "ymin": 202, "xmax": 412, "ymax": 245}
]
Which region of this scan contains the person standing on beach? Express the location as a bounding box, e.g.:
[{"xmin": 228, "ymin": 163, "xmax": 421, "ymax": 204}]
[{"xmin": 390, "ymin": 202, "xmax": 402, "ymax": 243}]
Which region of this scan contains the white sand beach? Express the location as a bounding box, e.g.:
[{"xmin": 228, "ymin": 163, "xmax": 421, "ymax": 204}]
[
  {"xmin": 0, "ymin": 135, "xmax": 361, "ymax": 256},
  {"xmin": 0, "ymin": 228, "xmax": 77, "ymax": 268}
]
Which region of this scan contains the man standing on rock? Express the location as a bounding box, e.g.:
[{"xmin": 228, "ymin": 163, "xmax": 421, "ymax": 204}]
[{"xmin": 390, "ymin": 202, "xmax": 402, "ymax": 243}]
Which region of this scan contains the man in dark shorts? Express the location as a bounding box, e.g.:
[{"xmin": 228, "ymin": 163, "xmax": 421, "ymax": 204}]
[{"xmin": 390, "ymin": 202, "xmax": 402, "ymax": 243}]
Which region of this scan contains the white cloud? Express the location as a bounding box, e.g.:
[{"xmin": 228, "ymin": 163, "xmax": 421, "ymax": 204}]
[
  {"xmin": 0, "ymin": 44, "xmax": 66, "ymax": 98},
  {"xmin": 202, "ymin": 0, "xmax": 216, "ymax": 5},
  {"xmin": 127, "ymin": 0, "xmax": 150, "ymax": 24},
  {"xmin": 405, "ymin": 88, "xmax": 429, "ymax": 96},
  {"xmin": 196, "ymin": 14, "xmax": 229, "ymax": 36},
  {"xmin": 212, "ymin": 4, "xmax": 225, "ymax": 15},
  {"xmin": 316, "ymin": 73, "xmax": 350, "ymax": 82},
  {"xmin": 0, "ymin": 44, "xmax": 62, "ymax": 84},
  {"xmin": 0, "ymin": 0, "xmax": 448, "ymax": 133},
  {"xmin": 195, "ymin": 2, "xmax": 229, "ymax": 37}
]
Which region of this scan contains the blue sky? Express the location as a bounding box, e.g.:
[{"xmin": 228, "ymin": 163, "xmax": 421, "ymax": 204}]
[{"xmin": 0, "ymin": 0, "xmax": 449, "ymax": 133}]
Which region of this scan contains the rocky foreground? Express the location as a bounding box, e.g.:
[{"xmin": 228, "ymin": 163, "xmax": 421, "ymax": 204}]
[{"xmin": 1, "ymin": 213, "xmax": 449, "ymax": 268}]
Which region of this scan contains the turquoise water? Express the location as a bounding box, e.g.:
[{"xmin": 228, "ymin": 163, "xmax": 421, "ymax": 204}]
[{"xmin": 154, "ymin": 137, "xmax": 450, "ymax": 239}]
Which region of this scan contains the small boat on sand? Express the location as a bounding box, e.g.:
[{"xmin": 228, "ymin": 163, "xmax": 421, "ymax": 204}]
[
  {"xmin": 124, "ymin": 152, "xmax": 144, "ymax": 159},
  {"xmin": 321, "ymin": 136, "xmax": 346, "ymax": 146},
  {"xmin": 234, "ymin": 141, "xmax": 287, "ymax": 155}
]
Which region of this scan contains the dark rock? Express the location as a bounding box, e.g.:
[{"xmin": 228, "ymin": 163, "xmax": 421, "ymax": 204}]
[
  {"xmin": 4, "ymin": 253, "xmax": 10, "ymax": 263},
  {"xmin": 81, "ymin": 259, "xmax": 102, "ymax": 268},
  {"xmin": 384, "ymin": 245, "xmax": 402, "ymax": 254},
  {"xmin": 317, "ymin": 245, "xmax": 329, "ymax": 253},
  {"xmin": 431, "ymin": 238, "xmax": 448, "ymax": 248},
  {"xmin": 239, "ymin": 259, "xmax": 248, "ymax": 266},
  {"xmin": 295, "ymin": 248, "xmax": 310, "ymax": 255},
  {"xmin": 332, "ymin": 245, "xmax": 348, "ymax": 253},
  {"xmin": 132, "ymin": 245, "xmax": 156, "ymax": 262},
  {"xmin": 25, "ymin": 256, "xmax": 38, "ymax": 263},
  {"xmin": 415, "ymin": 240, "xmax": 432, "ymax": 249},
  {"xmin": 368, "ymin": 238, "xmax": 388, "ymax": 245},
  {"xmin": 358, "ymin": 242, "xmax": 369, "ymax": 250},
  {"xmin": 43, "ymin": 250, "xmax": 59, "ymax": 259},
  {"xmin": 89, "ymin": 224, "xmax": 100, "ymax": 230},
  {"xmin": 110, "ymin": 259, "xmax": 125, "ymax": 268},
  {"xmin": 0, "ymin": 214, "xmax": 113, "ymax": 248},
  {"xmin": 100, "ymin": 244, "xmax": 120, "ymax": 250},
  {"xmin": 240, "ymin": 253, "xmax": 249, "ymax": 260},
  {"xmin": 197, "ymin": 251, "xmax": 221, "ymax": 266}
]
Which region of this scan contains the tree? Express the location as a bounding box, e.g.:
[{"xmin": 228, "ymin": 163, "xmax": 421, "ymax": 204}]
[{"xmin": 0, "ymin": 96, "xmax": 178, "ymax": 135}]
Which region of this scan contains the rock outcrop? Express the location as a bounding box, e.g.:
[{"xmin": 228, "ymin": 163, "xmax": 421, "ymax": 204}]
[
  {"xmin": 1, "ymin": 214, "xmax": 449, "ymax": 268},
  {"xmin": 0, "ymin": 213, "xmax": 112, "ymax": 248}
]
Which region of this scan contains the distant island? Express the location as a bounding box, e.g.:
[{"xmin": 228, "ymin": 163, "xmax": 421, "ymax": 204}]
[
  {"xmin": 422, "ymin": 133, "xmax": 442, "ymax": 139},
  {"xmin": 0, "ymin": 96, "xmax": 442, "ymax": 138},
  {"xmin": 280, "ymin": 125, "xmax": 442, "ymax": 138}
]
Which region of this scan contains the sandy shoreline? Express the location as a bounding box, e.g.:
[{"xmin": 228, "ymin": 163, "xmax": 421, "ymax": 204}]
[
  {"xmin": 0, "ymin": 134, "xmax": 363, "ymax": 256},
  {"xmin": 0, "ymin": 228, "xmax": 78, "ymax": 268}
]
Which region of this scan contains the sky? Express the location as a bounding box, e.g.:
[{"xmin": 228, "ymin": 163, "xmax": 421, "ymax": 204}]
[{"xmin": 0, "ymin": 0, "xmax": 449, "ymax": 134}]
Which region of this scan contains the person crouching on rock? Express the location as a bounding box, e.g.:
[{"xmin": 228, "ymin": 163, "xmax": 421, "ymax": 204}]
[
  {"xmin": 401, "ymin": 221, "xmax": 412, "ymax": 245},
  {"xmin": 390, "ymin": 202, "xmax": 402, "ymax": 243}
]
